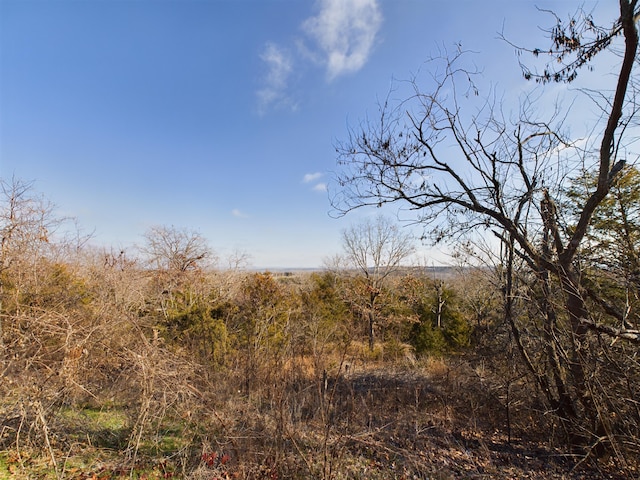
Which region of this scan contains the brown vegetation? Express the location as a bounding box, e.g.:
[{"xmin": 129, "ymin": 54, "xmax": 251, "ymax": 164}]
[
  {"xmin": 3, "ymin": 3, "xmax": 640, "ymax": 478},
  {"xmin": 0, "ymin": 181, "xmax": 636, "ymax": 479}
]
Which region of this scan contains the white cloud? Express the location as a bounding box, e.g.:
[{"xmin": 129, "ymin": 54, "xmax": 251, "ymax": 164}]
[
  {"xmin": 303, "ymin": 0, "xmax": 382, "ymax": 80},
  {"xmin": 313, "ymin": 182, "xmax": 327, "ymax": 192},
  {"xmin": 231, "ymin": 209, "xmax": 249, "ymax": 218},
  {"xmin": 303, "ymin": 172, "xmax": 323, "ymax": 183},
  {"xmin": 257, "ymin": 43, "xmax": 295, "ymax": 114}
]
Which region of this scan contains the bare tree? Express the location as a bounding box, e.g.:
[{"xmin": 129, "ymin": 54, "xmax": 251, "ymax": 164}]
[
  {"xmin": 140, "ymin": 225, "xmax": 213, "ymax": 273},
  {"xmin": 332, "ymin": 1, "xmax": 640, "ymax": 452},
  {"xmin": 341, "ymin": 215, "xmax": 415, "ymax": 350},
  {"xmin": 0, "ymin": 177, "xmax": 61, "ymax": 366}
]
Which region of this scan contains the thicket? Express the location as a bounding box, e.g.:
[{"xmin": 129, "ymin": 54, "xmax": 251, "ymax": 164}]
[{"xmin": 1, "ymin": 180, "xmax": 637, "ymax": 479}]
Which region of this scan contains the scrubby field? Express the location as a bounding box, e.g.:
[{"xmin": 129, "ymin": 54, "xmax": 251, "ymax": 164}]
[
  {"xmin": 1, "ymin": 349, "xmax": 634, "ymax": 479},
  {"xmin": 1, "ymin": 189, "xmax": 638, "ymax": 478}
]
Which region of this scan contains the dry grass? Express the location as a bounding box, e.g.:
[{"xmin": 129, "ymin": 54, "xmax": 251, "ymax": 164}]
[{"xmin": 2, "ymin": 352, "xmax": 636, "ymax": 479}]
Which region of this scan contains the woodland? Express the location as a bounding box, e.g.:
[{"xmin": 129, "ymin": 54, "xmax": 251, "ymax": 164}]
[
  {"xmin": 0, "ymin": 181, "xmax": 637, "ymax": 480},
  {"xmin": 3, "ymin": 1, "xmax": 640, "ymax": 478}
]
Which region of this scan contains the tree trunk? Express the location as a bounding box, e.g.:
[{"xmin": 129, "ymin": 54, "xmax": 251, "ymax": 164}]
[
  {"xmin": 368, "ymin": 310, "xmax": 375, "ymax": 351},
  {"xmin": 559, "ymin": 267, "xmax": 606, "ymax": 446},
  {"xmin": 538, "ymin": 269, "xmax": 578, "ymax": 425},
  {"xmin": 367, "ymin": 290, "xmax": 379, "ymax": 351}
]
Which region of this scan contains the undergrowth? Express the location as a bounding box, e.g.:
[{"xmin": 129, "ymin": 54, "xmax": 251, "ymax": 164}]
[{"xmin": 2, "ymin": 353, "xmax": 634, "ymax": 479}]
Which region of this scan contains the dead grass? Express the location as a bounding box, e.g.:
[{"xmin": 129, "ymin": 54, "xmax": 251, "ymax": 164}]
[{"xmin": 1, "ymin": 354, "xmax": 636, "ymax": 479}]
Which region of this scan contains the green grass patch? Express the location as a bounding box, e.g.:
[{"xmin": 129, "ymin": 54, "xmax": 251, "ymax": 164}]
[
  {"xmin": 59, "ymin": 404, "xmax": 128, "ymax": 430},
  {"xmin": 58, "ymin": 404, "xmax": 130, "ymax": 450},
  {"xmin": 0, "ymin": 453, "xmax": 12, "ymax": 480}
]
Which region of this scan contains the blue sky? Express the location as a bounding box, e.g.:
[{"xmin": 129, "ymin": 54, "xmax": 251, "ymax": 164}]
[{"xmin": 0, "ymin": 0, "xmax": 613, "ymax": 268}]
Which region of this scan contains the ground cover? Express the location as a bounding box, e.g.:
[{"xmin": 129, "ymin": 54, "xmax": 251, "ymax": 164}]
[{"xmin": 1, "ymin": 358, "xmax": 634, "ymax": 479}]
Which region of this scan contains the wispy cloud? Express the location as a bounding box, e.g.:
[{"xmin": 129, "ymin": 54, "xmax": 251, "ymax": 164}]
[
  {"xmin": 257, "ymin": 43, "xmax": 295, "ymax": 114},
  {"xmin": 303, "ymin": 172, "xmax": 323, "ymax": 183},
  {"xmin": 303, "ymin": 0, "xmax": 382, "ymax": 80},
  {"xmin": 257, "ymin": 0, "xmax": 382, "ymax": 114},
  {"xmin": 232, "ymin": 208, "xmax": 249, "ymax": 218},
  {"xmin": 302, "ymin": 172, "xmax": 327, "ymax": 192}
]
